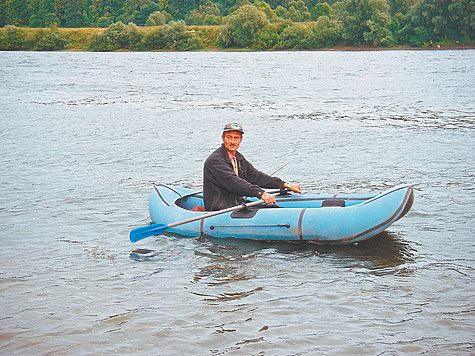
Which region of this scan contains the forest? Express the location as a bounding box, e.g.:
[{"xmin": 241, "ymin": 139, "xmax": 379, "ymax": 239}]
[{"xmin": 0, "ymin": 0, "xmax": 472, "ymax": 51}]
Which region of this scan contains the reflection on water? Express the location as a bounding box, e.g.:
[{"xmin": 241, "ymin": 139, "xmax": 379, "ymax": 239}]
[
  {"xmin": 129, "ymin": 248, "xmax": 159, "ymax": 262},
  {"xmin": 130, "ymin": 232, "xmax": 414, "ymax": 270},
  {"xmin": 190, "ymin": 287, "xmax": 263, "ymax": 303},
  {"xmin": 196, "ymin": 231, "xmax": 415, "ymax": 274}
]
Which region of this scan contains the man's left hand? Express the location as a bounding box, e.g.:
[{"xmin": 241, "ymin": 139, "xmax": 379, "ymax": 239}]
[{"xmin": 284, "ymin": 183, "xmax": 302, "ymax": 194}]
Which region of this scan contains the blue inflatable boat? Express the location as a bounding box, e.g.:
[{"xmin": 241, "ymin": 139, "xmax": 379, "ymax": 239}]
[{"xmin": 145, "ymin": 183, "xmax": 414, "ymax": 245}]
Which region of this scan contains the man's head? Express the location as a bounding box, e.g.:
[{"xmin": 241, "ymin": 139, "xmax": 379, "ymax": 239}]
[{"xmin": 222, "ymin": 122, "xmax": 244, "ymax": 153}]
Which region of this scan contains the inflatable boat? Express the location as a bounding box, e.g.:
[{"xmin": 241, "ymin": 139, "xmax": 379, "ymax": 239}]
[{"xmin": 139, "ymin": 183, "xmax": 413, "ymax": 245}]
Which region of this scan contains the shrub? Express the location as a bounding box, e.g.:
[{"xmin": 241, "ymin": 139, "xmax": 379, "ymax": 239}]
[
  {"xmin": 142, "ymin": 28, "xmax": 166, "ymax": 49},
  {"xmin": 89, "ymin": 21, "xmax": 129, "ymax": 50},
  {"xmin": 35, "ymin": 24, "xmax": 69, "ymax": 50},
  {"xmin": 277, "ymin": 23, "xmax": 315, "ymax": 49},
  {"xmin": 88, "ymin": 21, "xmax": 143, "ymax": 51},
  {"xmin": 163, "ymin": 20, "xmax": 202, "ymax": 50},
  {"xmin": 191, "ymin": 26, "xmax": 220, "ymax": 48},
  {"xmin": 172, "ymin": 31, "xmax": 202, "ymax": 50},
  {"xmin": 126, "ymin": 23, "xmax": 144, "ymax": 50},
  {"xmin": 0, "ymin": 25, "xmax": 27, "ymax": 50},
  {"xmin": 252, "ymin": 25, "xmax": 280, "ymax": 50},
  {"xmin": 407, "ymin": 26, "xmax": 431, "ymax": 47}
]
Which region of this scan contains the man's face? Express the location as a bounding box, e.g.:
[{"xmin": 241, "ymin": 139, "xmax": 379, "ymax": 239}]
[{"xmin": 222, "ymin": 131, "xmax": 243, "ymax": 153}]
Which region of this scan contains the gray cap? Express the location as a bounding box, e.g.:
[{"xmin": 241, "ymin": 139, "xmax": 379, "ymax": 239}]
[{"xmin": 223, "ymin": 122, "xmax": 244, "ymax": 134}]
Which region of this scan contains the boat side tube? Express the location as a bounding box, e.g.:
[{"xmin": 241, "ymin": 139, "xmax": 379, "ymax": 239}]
[
  {"xmin": 149, "ymin": 185, "xmax": 207, "ymax": 236},
  {"xmin": 300, "ymin": 184, "xmax": 414, "ymax": 244}
]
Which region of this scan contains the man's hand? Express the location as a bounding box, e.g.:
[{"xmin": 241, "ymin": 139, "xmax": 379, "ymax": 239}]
[
  {"xmin": 261, "ymin": 192, "xmax": 277, "ymax": 205},
  {"xmin": 284, "ymin": 183, "xmax": 302, "ymax": 194}
]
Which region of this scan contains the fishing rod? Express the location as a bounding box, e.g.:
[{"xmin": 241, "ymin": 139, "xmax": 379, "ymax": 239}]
[{"xmin": 269, "ymin": 162, "xmax": 290, "ymax": 176}]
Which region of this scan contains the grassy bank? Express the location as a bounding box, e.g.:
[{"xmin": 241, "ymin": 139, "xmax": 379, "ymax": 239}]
[
  {"xmin": 0, "ymin": 24, "xmax": 472, "ymax": 52},
  {"xmin": 0, "ymin": 24, "xmax": 221, "ymax": 51}
]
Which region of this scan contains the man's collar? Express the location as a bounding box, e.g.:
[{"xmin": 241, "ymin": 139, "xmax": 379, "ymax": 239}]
[
  {"xmin": 227, "ymin": 151, "xmax": 236, "ymax": 160},
  {"xmin": 220, "ymin": 144, "xmax": 240, "ymax": 159}
]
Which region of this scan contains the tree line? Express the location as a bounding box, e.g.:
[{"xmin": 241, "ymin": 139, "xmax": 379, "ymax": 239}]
[{"xmin": 0, "ymin": 0, "xmax": 472, "ymax": 51}]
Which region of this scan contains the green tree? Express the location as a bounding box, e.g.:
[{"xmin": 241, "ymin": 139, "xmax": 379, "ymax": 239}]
[
  {"xmin": 274, "ymin": 5, "xmax": 288, "ymax": 19},
  {"xmin": 186, "ymin": 1, "xmax": 221, "ymax": 25},
  {"xmin": 120, "ymin": 0, "xmax": 165, "ymax": 25},
  {"xmin": 219, "ymin": 5, "xmax": 268, "ymax": 47},
  {"xmin": 406, "ymin": 0, "xmax": 473, "ymax": 42},
  {"xmin": 310, "ymin": 2, "xmax": 332, "ymax": 20},
  {"xmin": 339, "ymin": 0, "xmax": 393, "ymax": 45},
  {"xmin": 145, "ymin": 10, "xmax": 172, "ymax": 25},
  {"xmin": 53, "ymin": 0, "xmax": 88, "ymax": 27},
  {"xmin": 87, "ymin": 0, "xmax": 124, "ymax": 27},
  {"xmin": 167, "ymin": 0, "xmax": 200, "ymax": 19},
  {"xmin": 96, "ymin": 14, "xmax": 115, "ymax": 28},
  {"xmin": 287, "ymin": 1, "xmax": 311, "ymax": 21},
  {"xmin": 24, "ymin": 0, "xmax": 53, "ymax": 27},
  {"xmin": 313, "ymin": 15, "xmax": 342, "ymax": 47},
  {"xmin": 0, "ymin": 2, "xmax": 6, "ymax": 27},
  {"xmin": 389, "ymin": 11, "xmax": 410, "ymax": 43},
  {"xmin": 454, "ymin": 0, "xmax": 474, "ymax": 41},
  {"xmin": 387, "ymin": 0, "xmax": 417, "ymax": 15},
  {"xmin": 274, "ymin": 1, "xmax": 311, "ymax": 22},
  {"xmin": 253, "ymin": 1, "xmax": 280, "ymax": 22},
  {"xmin": 4, "ymin": 0, "xmax": 30, "ymax": 26}
]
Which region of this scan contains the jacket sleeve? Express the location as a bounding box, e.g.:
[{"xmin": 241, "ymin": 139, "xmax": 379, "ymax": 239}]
[
  {"xmin": 244, "ymin": 160, "xmax": 285, "ymax": 190},
  {"xmin": 208, "ymin": 155, "xmax": 265, "ymax": 198}
]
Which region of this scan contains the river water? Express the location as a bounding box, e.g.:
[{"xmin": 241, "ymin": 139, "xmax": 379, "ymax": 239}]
[{"xmin": 0, "ymin": 50, "xmax": 474, "ymax": 354}]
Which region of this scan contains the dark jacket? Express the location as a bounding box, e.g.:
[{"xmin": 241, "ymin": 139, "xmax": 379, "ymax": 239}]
[{"xmin": 203, "ymin": 144, "xmax": 284, "ymax": 211}]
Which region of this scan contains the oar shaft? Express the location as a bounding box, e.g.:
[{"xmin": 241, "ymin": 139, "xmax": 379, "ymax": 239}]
[
  {"xmin": 130, "ymin": 195, "xmax": 274, "ymax": 243},
  {"xmin": 167, "ymin": 199, "xmax": 264, "ymax": 228}
]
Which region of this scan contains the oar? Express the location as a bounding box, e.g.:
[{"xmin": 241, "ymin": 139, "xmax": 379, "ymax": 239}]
[{"xmin": 129, "ymin": 198, "xmax": 268, "ymax": 243}]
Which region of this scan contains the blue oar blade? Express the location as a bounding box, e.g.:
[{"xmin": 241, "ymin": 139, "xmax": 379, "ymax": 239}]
[{"xmin": 129, "ymin": 223, "xmax": 169, "ymax": 243}]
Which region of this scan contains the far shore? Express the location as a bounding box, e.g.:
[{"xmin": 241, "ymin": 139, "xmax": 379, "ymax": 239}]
[
  {"xmin": 201, "ymin": 44, "xmax": 474, "ymax": 52},
  {"xmin": 59, "ymin": 44, "xmax": 474, "ymax": 52},
  {"xmin": 1, "ymin": 26, "xmax": 472, "ymax": 52}
]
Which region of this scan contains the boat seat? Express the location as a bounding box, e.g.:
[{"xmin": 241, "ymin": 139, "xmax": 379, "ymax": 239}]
[{"xmin": 321, "ymin": 199, "xmax": 345, "ymax": 207}]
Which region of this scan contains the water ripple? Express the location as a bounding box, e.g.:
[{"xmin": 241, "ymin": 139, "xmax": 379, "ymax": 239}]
[{"xmin": 0, "ymin": 50, "xmax": 473, "ymax": 355}]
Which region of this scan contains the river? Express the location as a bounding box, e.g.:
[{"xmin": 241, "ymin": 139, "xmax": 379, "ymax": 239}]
[{"xmin": 0, "ymin": 50, "xmax": 474, "ymax": 354}]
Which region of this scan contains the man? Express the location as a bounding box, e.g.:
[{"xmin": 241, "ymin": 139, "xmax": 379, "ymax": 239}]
[{"xmin": 203, "ymin": 122, "xmax": 302, "ymax": 211}]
